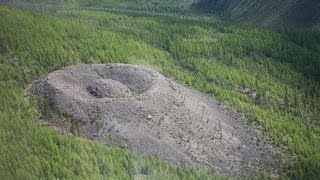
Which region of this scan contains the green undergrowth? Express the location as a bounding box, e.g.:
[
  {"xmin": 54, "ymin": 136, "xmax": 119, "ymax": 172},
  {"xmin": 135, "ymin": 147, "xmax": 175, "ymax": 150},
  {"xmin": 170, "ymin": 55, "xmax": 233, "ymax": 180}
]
[{"xmin": 0, "ymin": 4, "xmax": 320, "ymax": 179}]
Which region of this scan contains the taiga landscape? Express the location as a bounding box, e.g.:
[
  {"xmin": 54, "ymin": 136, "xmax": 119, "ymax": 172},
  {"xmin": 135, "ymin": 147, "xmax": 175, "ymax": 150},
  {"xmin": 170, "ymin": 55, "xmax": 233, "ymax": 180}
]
[{"xmin": 0, "ymin": 0, "xmax": 319, "ymax": 179}]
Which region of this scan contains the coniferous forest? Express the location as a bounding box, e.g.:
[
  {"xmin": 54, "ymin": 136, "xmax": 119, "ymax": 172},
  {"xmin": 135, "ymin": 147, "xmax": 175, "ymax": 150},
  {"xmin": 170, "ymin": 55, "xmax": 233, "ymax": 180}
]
[{"xmin": 0, "ymin": 0, "xmax": 320, "ymax": 179}]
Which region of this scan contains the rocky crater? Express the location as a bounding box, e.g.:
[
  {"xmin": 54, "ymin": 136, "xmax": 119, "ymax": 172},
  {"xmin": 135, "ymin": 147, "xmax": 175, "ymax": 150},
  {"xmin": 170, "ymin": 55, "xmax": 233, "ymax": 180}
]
[{"xmin": 31, "ymin": 64, "xmax": 278, "ymax": 176}]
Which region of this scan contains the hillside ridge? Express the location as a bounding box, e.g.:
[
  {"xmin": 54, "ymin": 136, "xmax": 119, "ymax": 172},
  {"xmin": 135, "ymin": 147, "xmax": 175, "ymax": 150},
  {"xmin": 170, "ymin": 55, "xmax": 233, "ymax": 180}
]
[
  {"xmin": 192, "ymin": 0, "xmax": 320, "ymax": 27},
  {"xmin": 2, "ymin": 0, "xmax": 320, "ymax": 27}
]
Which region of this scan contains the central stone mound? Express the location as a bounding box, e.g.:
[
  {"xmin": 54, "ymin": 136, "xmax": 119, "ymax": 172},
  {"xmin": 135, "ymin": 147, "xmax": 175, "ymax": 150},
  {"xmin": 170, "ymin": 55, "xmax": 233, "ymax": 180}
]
[{"xmin": 31, "ymin": 64, "xmax": 278, "ymax": 176}]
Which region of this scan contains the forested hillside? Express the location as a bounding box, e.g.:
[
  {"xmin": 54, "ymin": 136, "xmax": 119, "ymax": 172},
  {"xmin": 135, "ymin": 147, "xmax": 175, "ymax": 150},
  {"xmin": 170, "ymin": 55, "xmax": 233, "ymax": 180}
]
[
  {"xmin": 5, "ymin": 0, "xmax": 320, "ymax": 27},
  {"xmin": 192, "ymin": 0, "xmax": 320, "ymax": 27},
  {"xmin": 0, "ymin": 1, "xmax": 320, "ymax": 179}
]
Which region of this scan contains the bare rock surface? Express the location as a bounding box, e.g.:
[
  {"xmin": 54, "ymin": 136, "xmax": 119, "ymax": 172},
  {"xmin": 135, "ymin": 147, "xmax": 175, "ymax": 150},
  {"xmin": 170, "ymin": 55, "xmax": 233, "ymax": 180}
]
[{"xmin": 31, "ymin": 64, "xmax": 278, "ymax": 176}]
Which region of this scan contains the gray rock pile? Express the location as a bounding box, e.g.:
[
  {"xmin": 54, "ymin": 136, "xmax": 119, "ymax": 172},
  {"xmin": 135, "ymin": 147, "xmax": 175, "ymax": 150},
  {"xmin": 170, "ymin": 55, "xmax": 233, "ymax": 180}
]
[{"xmin": 31, "ymin": 64, "xmax": 278, "ymax": 176}]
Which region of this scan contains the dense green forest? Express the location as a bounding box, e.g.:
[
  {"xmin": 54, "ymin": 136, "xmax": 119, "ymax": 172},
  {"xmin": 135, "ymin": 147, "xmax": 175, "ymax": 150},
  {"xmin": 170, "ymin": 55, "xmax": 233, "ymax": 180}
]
[
  {"xmin": 0, "ymin": 1, "xmax": 320, "ymax": 179},
  {"xmin": 192, "ymin": 0, "xmax": 320, "ymax": 27},
  {"xmin": 7, "ymin": 0, "xmax": 193, "ymax": 13},
  {"xmin": 8, "ymin": 0, "xmax": 320, "ymax": 28}
]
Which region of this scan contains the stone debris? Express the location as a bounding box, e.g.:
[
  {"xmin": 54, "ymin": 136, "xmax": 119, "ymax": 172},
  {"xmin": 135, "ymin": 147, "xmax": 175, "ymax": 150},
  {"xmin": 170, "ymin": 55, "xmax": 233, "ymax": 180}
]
[{"xmin": 31, "ymin": 64, "xmax": 278, "ymax": 176}]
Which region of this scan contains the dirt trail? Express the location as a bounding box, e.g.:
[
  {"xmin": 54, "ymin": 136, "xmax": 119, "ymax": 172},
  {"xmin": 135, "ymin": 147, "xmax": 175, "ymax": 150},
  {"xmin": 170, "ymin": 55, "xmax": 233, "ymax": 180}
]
[{"xmin": 31, "ymin": 64, "xmax": 278, "ymax": 176}]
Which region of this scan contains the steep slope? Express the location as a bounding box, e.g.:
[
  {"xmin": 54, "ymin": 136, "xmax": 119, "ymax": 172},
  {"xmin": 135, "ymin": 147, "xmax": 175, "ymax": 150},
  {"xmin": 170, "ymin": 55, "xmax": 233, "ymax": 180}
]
[
  {"xmin": 192, "ymin": 0, "xmax": 320, "ymax": 27},
  {"xmin": 4, "ymin": 0, "xmax": 320, "ymax": 27}
]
